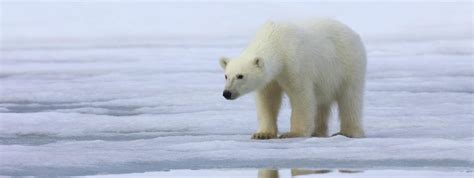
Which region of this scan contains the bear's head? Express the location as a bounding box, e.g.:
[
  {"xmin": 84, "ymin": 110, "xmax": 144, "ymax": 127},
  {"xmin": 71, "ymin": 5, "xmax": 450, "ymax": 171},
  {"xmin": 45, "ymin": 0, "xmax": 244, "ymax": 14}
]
[{"xmin": 219, "ymin": 56, "xmax": 266, "ymax": 100}]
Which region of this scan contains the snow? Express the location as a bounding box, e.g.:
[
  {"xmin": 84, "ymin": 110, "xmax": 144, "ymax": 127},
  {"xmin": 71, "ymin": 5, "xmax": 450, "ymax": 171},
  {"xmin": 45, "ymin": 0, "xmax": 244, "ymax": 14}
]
[{"xmin": 0, "ymin": 1, "xmax": 473, "ymax": 176}]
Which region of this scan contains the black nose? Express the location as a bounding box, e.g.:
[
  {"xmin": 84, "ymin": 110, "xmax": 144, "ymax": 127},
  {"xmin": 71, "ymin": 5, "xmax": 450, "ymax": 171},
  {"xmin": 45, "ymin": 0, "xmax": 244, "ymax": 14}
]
[{"xmin": 223, "ymin": 90, "xmax": 232, "ymax": 99}]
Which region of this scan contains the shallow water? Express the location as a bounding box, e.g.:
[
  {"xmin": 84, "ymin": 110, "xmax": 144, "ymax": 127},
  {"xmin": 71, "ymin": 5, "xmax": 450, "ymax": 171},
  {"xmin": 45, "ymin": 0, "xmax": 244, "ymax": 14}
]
[{"xmin": 91, "ymin": 169, "xmax": 472, "ymax": 178}]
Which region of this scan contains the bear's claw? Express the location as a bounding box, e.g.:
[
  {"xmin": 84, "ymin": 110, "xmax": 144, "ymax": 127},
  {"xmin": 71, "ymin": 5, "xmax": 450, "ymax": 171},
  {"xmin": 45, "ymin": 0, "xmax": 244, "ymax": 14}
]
[
  {"xmin": 251, "ymin": 132, "xmax": 277, "ymax": 139},
  {"xmin": 331, "ymin": 132, "xmax": 347, "ymax": 137},
  {"xmin": 279, "ymin": 132, "xmax": 304, "ymax": 139},
  {"xmin": 331, "ymin": 132, "xmax": 364, "ymax": 138}
]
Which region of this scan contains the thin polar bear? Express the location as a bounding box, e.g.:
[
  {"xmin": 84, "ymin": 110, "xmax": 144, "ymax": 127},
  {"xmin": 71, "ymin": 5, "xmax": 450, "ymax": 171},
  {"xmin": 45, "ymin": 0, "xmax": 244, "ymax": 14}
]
[{"xmin": 219, "ymin": 18, "xmax": 366, "ymax": 139}]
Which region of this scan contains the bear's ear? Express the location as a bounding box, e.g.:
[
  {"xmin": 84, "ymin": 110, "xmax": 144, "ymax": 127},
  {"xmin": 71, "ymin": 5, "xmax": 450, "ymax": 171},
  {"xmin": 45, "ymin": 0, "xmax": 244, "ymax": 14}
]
[
  {"xmin": 219, "ymin": 57, "xmax": 229, "ymax": 69},
  {"xmin": 254, "ymin": 57, "xmax": 263, "ymax": 68}
]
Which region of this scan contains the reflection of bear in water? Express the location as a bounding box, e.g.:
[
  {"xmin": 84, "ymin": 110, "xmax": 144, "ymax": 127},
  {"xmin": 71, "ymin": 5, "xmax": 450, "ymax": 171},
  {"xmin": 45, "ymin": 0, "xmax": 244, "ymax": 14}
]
[
  {"xmin": 258, "ymin": 169, "xmax": 363, "ymax": 178},
  {"xmin": 220, "ymin": 18, "xmax": 367, "ymax": 139}
]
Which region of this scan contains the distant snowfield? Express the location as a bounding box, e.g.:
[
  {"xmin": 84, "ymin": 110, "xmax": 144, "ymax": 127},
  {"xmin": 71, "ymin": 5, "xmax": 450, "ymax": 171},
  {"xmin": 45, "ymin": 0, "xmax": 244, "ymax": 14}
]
[{"xmin": 0, "ymin": 1, "xmax": 473, "ymax": 176}]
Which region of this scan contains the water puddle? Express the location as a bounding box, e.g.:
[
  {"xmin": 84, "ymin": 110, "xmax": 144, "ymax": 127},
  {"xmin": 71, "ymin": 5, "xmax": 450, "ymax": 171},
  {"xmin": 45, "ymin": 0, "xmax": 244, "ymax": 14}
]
[{"xmin": 90, "ymin": 168, "xmax": 472, "ymax": 178}]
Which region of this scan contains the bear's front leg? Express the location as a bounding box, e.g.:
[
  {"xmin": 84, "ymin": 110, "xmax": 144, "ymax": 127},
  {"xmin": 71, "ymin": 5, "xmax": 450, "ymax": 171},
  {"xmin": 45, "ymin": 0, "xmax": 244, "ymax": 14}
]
[
  {"xmin": 280, "ymin": 86, "xmax": 315, "ymax": 139},
  {"xmin": 252, "ymin": 81, "xmax": 282, "ymax": 140}
]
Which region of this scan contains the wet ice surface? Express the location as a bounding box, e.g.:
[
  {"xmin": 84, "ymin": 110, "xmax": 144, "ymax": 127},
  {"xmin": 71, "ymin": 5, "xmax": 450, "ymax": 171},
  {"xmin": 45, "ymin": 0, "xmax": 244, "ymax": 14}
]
[
  {"xmin": 1, "ymin": 49, "xmax": 472, "ymax": 176},
  {"xmin": 93, "ymin": 169, "xmax": 473, "ymax": 178},
  {"xmin": 1, "ymin": 1, "xmax": 473, "ymax": 176}
]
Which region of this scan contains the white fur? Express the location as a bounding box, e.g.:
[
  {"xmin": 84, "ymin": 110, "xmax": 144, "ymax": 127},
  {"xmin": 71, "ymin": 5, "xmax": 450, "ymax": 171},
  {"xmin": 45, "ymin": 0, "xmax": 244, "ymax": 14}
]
[{"xmin": 220, "ymin": 18, "xmax": 366, "ymax": 139}]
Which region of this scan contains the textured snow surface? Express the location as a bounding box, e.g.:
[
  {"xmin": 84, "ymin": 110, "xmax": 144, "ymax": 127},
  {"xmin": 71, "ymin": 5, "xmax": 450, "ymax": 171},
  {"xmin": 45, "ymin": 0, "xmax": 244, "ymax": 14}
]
[{"xmin": 0, "ymin": 1, "xmax": 473, "ymax": 176}]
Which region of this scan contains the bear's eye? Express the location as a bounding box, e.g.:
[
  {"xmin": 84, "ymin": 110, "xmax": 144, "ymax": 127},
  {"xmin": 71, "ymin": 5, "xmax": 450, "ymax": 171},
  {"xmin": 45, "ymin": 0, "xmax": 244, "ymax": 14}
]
[
  {"xmin": 237, "ymin": 74, "xmax": 244, "ymax": 79},
  {"xmin": 225, "ymin": 75, "xmax": 228, "ymax": 80}
]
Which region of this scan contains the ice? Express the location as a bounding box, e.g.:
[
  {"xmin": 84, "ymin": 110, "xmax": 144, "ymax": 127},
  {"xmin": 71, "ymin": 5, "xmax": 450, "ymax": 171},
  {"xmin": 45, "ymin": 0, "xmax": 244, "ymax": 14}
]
[
  {"xmin": 1, "ymin": 1, "xmax": 473, "ymax": 176},
  {"xmin": 90, "ymin": 169, "xmax": 474, "ymax": 178}
]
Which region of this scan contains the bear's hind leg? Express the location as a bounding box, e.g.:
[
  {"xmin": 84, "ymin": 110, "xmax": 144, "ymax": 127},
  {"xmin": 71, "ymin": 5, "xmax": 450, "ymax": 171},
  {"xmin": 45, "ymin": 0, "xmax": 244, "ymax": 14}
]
[
  {"xmin": 312, "ymin": 104, "xmax": 331, "ymax": 137},
  {"xmin": 252, "ymin": 81, "xmax": 282, "ymax": 139},
  {"xmin": 335, "ymin": 86, "xmax": 365, "ymax": 138}
]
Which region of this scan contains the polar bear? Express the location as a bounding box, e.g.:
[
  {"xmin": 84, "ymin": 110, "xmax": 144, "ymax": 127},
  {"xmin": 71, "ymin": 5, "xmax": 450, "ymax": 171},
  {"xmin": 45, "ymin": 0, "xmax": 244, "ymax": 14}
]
[{"xmin": 219, "ymin": 18, "xmax": 366, "ymax": 139}]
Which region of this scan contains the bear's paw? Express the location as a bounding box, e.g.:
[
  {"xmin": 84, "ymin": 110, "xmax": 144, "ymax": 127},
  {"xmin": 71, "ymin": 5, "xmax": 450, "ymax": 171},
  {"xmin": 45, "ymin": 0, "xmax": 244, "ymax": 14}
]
[
  {"xmin": 251, "ymin": 132, "xmax": 277, "ymax": 140},
  {"xmin": 279, "ymin": 132, "xmax": 306, "ymax": 139}
]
